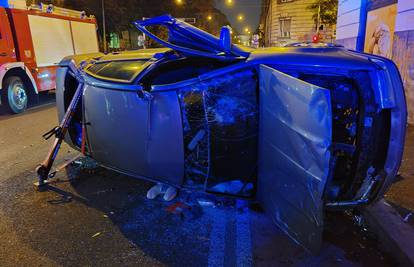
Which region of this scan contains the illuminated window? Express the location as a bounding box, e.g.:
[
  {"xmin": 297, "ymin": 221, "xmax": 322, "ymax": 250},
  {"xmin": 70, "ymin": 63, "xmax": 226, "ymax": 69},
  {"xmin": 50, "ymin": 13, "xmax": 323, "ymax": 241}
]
[{"xmin": 279, "ymin": 18, "xmax": 291, "ymax": 38}]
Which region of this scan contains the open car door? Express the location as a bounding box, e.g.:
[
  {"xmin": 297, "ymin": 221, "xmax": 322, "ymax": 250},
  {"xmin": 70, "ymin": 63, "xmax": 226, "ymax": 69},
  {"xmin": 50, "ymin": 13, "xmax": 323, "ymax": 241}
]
[
  {"xmin": 258, "ymin": 65, "xmax": 333, "ymax": 253},
  {"xmin": 134, "ymin": 15, "xmax": 249, "ymax": 60}
]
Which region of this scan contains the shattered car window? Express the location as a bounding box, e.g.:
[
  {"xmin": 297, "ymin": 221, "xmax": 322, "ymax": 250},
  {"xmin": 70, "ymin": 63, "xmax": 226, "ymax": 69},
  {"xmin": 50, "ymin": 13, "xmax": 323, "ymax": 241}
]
[
  {"xmin": 86, "ymin": 60, "xmax": 147, "ymax": 82},
  {"xmin": 178, "ymin": 68, "xmax": 258, "ymax": 196}
]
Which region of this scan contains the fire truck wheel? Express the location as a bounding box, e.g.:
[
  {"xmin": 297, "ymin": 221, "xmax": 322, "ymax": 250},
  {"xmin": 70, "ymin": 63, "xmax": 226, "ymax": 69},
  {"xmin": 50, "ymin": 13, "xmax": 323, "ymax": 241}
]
[{"xmin": 2, "ymin": 76, "xmax": 28, "ymax": 114}]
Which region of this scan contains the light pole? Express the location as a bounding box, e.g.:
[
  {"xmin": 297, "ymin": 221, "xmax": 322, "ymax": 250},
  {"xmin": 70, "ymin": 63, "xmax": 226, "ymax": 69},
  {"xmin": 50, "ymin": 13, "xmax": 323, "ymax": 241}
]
[
  {"xmin": 102, "ymin": 0, "xmax": 107, "ymax": 53},
  {"xmin": 316, "ymin": 0, "xmax": 321, "ymax": 33}
]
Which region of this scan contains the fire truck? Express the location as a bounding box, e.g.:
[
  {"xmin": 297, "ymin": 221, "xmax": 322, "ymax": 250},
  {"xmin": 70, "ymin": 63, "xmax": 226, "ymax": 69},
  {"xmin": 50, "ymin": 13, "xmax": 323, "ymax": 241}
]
[{"xmin": 0, "ymin": 0, "xmax": 99, "ymax": 113}]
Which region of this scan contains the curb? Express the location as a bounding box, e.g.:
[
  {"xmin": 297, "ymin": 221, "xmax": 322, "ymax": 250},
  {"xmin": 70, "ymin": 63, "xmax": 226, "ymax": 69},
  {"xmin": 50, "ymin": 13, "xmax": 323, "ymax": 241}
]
[{"xmin": 361, "ymin": 199, "xmax": 414, "ymax": 267}]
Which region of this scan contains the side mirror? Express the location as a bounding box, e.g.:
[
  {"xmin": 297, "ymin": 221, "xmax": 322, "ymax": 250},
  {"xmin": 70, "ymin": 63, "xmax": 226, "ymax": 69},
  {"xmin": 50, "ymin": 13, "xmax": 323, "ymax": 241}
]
[{"xmin": 220, "ymin": 26, "xmax": 232, "ymax": 53}]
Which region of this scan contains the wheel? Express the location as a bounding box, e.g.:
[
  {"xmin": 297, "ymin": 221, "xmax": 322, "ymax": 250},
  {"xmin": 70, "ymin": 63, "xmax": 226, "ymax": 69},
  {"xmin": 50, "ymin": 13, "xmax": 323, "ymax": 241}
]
[{"xmin": 1, "ymin": 76, "xmax": 28, "ymax": 114}]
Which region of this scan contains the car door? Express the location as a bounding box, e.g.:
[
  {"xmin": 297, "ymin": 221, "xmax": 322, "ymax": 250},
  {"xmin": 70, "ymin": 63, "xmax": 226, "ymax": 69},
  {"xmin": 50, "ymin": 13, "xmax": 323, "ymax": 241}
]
[
  {"xmin": 257, "ymin": 64, "xmax": 333, "ymax": 253},
  {"xmin": 81, "ymin": 60, "xmax": 184, "ymax": 186},
  {"xmin": 83, "ymin": 80, "xmax": 153, "ymax": 178}
]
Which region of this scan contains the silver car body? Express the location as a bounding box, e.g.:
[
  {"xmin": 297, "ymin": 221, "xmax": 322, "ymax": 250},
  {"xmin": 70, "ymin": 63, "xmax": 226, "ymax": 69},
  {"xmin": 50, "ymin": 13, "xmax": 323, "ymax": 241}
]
[{"xmin": 55, "ymin": 16, "xmax": 407, "ymax": 253}]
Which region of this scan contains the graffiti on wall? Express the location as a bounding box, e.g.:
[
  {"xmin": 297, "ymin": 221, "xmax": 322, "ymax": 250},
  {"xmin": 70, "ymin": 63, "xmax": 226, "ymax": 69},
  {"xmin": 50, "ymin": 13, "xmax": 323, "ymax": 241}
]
[{"xmin": 364, "ymin": 4, "xmax": 398, "ymax": 58}]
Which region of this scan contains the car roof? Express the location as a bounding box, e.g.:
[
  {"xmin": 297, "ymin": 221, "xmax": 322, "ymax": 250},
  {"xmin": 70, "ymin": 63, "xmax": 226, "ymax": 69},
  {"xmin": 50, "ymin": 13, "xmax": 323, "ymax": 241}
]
[
  {"xmin": 248, "ymin": 47, "xmax": 378, "ymax": 70},
  {"xmin": 95, "ymin": 46, "xmax": 376, "ymax": 69}
]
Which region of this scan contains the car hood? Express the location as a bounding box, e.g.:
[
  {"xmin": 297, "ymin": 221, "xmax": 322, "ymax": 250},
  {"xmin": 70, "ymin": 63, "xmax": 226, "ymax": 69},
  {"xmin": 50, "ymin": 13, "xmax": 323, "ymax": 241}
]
[{"xmin": 134, "ymin": 15, "xmax": 250, "ymax": 60}]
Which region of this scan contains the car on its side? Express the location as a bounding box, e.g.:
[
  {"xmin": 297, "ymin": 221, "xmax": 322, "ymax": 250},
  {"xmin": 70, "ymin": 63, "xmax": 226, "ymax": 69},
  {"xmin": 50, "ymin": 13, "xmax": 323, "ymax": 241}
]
[{"xmin": 55, "ymin": 15, "xmax": 407, "ymax": 253}]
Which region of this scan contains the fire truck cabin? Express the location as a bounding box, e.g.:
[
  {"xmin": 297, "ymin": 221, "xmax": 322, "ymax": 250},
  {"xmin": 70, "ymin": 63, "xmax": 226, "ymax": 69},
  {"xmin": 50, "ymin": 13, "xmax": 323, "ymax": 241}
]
[{"xmin": 0, "ymin": 0, "xmax": 99, "ymax": 113}]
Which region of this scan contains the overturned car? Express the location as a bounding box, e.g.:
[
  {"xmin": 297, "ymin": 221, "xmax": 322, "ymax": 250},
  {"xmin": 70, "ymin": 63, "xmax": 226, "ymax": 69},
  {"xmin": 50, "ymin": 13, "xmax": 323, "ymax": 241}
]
[{"xmin": 54, "ymin": 15, "xmax": 407, "ymax": 252}]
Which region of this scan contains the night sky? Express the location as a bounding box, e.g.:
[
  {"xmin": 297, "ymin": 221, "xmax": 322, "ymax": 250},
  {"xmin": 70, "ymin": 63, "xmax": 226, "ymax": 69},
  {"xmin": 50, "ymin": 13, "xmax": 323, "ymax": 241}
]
[{"xmin": 215, "ymin": 0, "xmax": 262, "ymax": 34}]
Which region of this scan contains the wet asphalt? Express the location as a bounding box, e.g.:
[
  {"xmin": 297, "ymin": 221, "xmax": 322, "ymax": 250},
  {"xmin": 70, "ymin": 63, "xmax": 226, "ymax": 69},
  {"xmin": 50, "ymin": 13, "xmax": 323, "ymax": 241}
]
[
  {"xmin": 0, "ymin": 94, "xmax": 402, "ymax": 267},
  {"xmin": 385, "ymin": 125, "xmax": 414, "ymax": 228}
]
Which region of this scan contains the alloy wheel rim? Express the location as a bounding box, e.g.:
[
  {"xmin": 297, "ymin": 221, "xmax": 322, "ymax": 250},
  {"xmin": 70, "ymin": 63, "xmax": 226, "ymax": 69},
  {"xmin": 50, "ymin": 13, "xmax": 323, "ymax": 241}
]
[{"xmin": 11, "ymin": 81, "xmax": 27, "ymax": 110}]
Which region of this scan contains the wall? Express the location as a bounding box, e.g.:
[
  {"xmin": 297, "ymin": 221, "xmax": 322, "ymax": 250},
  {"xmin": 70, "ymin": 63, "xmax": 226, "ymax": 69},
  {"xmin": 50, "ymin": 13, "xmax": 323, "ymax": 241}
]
[
  {"xmin": 263, "ymin": 0, "xmax": 335, "ymax": 46},
  {"xmin": 335, "ymin": 0, "xmax": 364, "ymax": 49},
  {"xmin": 336, "ymin": 0, "xmax": 414, "ymax": 124},
  {"xmin": 392, "ymin": 0, "xmax": 414, "ymax": 123}
]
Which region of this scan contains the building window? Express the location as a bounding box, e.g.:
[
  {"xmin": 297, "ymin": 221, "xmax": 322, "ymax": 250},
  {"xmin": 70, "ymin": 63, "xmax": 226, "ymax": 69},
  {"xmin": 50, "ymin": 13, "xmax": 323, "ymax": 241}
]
[{"xmin": 279, "ymin": 18, "xmax": 291, "ymax": 38}]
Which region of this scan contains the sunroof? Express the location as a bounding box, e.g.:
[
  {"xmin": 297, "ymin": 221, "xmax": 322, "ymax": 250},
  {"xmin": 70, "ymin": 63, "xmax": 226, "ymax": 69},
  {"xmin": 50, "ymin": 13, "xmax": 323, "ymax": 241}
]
[{"xmin": 86, "ymin": 60, "xmax": 148, "ymax": 83}]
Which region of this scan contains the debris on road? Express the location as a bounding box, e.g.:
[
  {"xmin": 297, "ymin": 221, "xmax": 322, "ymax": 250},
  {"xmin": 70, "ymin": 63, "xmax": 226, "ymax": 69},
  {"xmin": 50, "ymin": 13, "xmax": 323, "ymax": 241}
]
[
  {"xmin": 92, "ymin": 232, "xmax": 102, "ymax": 238},
  {"xmin": 165, "ymin": 202, "xmax": 190, "ymax": 215},
  {"xmin": 196, "ymin": 198, "xmax": 216, "ymax": 208},
  {"xmin": 403, "ymin": 213, "xmax": 413, "ymax": 223}
]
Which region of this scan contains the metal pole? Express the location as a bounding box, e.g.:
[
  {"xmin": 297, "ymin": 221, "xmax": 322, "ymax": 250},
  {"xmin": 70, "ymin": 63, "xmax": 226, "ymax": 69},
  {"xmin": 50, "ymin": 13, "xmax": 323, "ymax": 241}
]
[
  {"xmin": 102, "ymin": 0, "xmax": 107, "ymax": 53},
  {"xmin": 142, "ymin": 17, "xmax": 146, "ymax": 49},
  {"xmin": 316, "ymin": 2, "xmax": 321, "ymax": 34}
]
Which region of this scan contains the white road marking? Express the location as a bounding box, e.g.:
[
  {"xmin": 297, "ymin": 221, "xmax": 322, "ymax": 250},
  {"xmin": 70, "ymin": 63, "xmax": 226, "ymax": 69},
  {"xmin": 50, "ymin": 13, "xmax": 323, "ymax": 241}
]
[
  {"xmin": 208, "ymin": 209, "xmax": 227, "ymax": 267},
  {"xmin": 236, "ymin": 200, "xmax": 253, "ymax": 267}
]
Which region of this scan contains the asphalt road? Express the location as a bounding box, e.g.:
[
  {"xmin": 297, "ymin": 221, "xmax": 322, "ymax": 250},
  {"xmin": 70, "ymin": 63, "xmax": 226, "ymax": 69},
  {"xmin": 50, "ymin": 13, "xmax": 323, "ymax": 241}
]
[
  {"xmin": 0, "ymin": 97, "xmax": 398, "ymax": 267},
  {"xmin": 385, "ymin": 124, "xmax": 414, "ymax": 227}
]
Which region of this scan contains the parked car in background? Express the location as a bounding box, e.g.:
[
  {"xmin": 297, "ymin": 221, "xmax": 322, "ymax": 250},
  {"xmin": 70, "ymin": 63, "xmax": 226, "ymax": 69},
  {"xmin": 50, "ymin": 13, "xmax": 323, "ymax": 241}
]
[
  {"xmin": 55, "ymin": 15, "xmax": 407, "ymax": 253},
  {"xmin": 0, "ymin": 1, "xmax": 98, "ymax": 113}
]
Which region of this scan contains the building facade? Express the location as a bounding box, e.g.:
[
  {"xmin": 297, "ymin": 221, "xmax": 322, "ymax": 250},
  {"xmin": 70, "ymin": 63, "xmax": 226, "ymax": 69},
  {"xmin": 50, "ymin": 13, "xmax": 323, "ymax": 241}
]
[
  {"xmin": 261, "ymin": 0, "xmax": 335, "ymax": 46},
  {"xmin": 336, "ymin": 0, "xmax": 414, "ymax": 124}
]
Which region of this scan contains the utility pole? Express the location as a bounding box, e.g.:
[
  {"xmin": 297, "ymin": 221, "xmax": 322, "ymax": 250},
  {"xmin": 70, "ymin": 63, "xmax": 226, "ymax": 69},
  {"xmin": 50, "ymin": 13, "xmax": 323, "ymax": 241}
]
[
  {"xmin": 102, "ymin": 0, "xmax": 107, "ymax": 53},
  {"xmin": 316, "ymin": 1, "xmax": 321, "ymax": 33}
]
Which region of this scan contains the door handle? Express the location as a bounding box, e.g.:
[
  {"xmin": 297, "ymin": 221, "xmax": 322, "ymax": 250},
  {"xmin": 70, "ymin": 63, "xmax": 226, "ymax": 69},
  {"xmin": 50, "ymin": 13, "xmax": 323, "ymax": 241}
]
[{"xmin": 0, "ymin": 52, "xmax": 7, "ymax": 57}]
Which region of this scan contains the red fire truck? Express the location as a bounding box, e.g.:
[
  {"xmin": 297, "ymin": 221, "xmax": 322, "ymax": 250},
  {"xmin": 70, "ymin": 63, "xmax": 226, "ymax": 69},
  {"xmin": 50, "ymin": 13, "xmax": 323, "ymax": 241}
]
[{"xmin": 0, "ymin": 0, "xmax": 99, "ymax": 113}]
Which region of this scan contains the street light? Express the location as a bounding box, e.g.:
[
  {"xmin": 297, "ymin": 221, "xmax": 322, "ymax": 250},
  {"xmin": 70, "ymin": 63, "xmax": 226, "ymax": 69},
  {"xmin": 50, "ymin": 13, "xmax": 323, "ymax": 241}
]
[
  {"xmin": 244, "ymin": 27, "xmax": 249, "ymax": 33},
  {"xmin": 225, "ymin": 0, "xmax": 234, "ymax": 7},
  {"xmin": 101, "ymin": 0, "xmax": 107, "ymax": 53},
  {"xmin": 207, "ymin": 15, "xmax": 212, "ymax": 21},
  {"xmin": 175, "ymin": 0, "xmax": 183, "ymax": 5},
  {"xmin": 237, "ymin": 14, "xmax": 244, "ymax": 21}
]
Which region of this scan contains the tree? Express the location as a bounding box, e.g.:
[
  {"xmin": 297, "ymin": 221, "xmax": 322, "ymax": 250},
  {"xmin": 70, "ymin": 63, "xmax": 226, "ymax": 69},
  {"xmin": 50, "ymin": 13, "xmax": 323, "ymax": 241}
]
[{"xmin": 308, "ymin": 0, "xmax": 338, "ymax": 26}]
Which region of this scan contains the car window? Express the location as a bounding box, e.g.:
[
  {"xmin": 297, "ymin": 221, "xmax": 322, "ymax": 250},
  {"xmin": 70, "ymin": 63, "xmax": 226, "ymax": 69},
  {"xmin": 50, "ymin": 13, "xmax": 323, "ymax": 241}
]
[{"xmin": 86, "ymin": 60, "xmax": 147, "ymax": 82}]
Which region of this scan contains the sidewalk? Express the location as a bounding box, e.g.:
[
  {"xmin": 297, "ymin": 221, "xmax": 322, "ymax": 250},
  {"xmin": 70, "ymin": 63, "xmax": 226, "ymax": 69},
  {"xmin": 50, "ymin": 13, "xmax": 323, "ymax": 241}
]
[
  {"xmin": 355, "ymin": 125, "xmax": 414, "ymax": 267},
  {"xmin": 385, "ymin": 124, "xmax": 414, "ymax": 226}
]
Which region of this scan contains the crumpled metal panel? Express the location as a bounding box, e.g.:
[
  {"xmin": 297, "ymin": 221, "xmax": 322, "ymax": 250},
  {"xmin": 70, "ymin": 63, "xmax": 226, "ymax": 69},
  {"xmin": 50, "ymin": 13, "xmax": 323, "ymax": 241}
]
[
  {"xmin": 83, "ymin": 83, "xmax": 184, "ymax": 186},
  {"xmin": 257, "ymin": 65, "xmax": 332, "ymax": 253},
  {"xmin": 134, "ymin": 15, "xmax": 249, "ymax": 60},
  {"xmin": 178, "ymin": 69, "xmax": 258, "ymax": 196}
]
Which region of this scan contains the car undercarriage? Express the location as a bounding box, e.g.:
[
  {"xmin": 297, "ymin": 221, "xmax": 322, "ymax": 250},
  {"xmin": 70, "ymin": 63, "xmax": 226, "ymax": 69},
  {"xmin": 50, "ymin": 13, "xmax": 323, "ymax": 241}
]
[{"xmin": 60, "ymin": 55, "xmax": 391, "ymax": 208}]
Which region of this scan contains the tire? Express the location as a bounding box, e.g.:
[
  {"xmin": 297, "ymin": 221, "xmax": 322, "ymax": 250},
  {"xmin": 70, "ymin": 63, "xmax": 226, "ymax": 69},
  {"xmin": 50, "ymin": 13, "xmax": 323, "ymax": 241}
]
[{"xmin": 1, "ymin": 76, "xmax": 28, "ymax": 114}]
